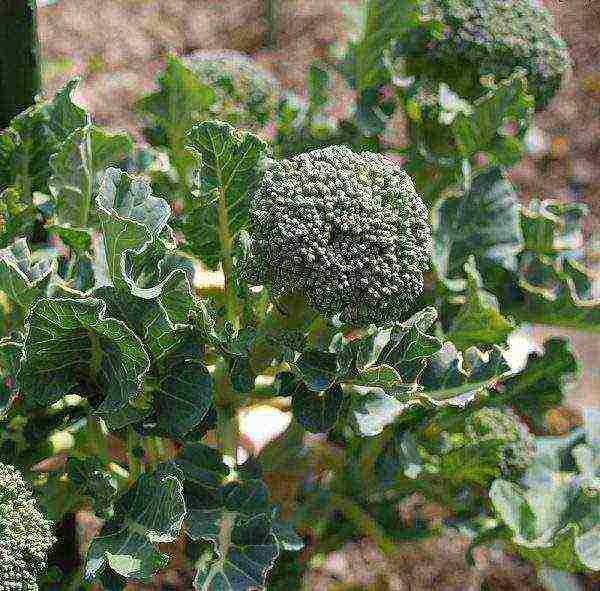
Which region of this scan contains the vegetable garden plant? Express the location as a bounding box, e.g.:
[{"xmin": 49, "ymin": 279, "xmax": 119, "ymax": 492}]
[{"xmin": 0, "ymin": 0, "xmax": 599, "ymax": 590}]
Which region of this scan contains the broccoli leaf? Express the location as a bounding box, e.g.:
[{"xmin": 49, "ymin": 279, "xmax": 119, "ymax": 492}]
[
  {"xmin": 510, "ymin": 199, "xmax": 600, "ymax": 329},
  {"xmin": 135, "ymin": 53, "xmax": 215, "ymax": 153},
  {"xmin": 49, "ymin": 124, "xmax": 133, "ymax": 230},
  {"xmin": 155, "ymin": 341, "xmax": 213, "ymax": 438},
  {"xmin": 97, "ymin": 167, "xmax": 171, "ymax": 291},
  {"xmin": 447, "ymin": 257, "xmax": 515, "ymax": 349},
  {"xmin": 86, "ymin": 465, "xmax": 186, "ymax": 583},
  {"xmin": 184, "ymin": 479, "xmax": 279, "ymax": 591},
  {"xmin": 291, "ymin": 382, "xmax": 345, "ymax": 433},
  {"xmin": 17, "ymin": 297, "xmax": 150, "ymax": 427},
  {"xmin": 432, "ymin": 166, "xmax": 523, "ymax": 289},
  {"xmin": 0, "ymin": 238, "xmax": 55, "ymax": 308},
  {"xmin": 452, "ymin": 72, "xmax": 534, "ymax": 167},
  {"xmin": 184, "ymin": 121, "xmax": 268, "ymax": 269},
  {"xmin": 503, "ymin": 337, "xmax": 579, "ymax": 431},
  {"xmin": 4, "ymin": 78, "xmax": 87, "ymax": 197}
]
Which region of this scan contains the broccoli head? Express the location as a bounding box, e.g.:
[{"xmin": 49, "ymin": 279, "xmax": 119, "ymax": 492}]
[
  {"xmin": 245, "ymin": 145, "xmax": 431, "ymax": 325},
  {"xmin": 0, "ymin": 462, "xmax": 55, "ymax": 591},
  {"xmin": 395, "ymin": 0, "xmax": 572, "ymax": 108},
  {"xmin": 183, "ymin": 50, "xmax": 281, "ymax": 131},
  {"xmin": 465, "ymin": 407, "xmax": 537, "ymax": 474}
]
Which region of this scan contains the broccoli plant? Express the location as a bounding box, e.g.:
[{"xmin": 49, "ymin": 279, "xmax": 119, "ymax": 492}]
[
  {"xmin": 0, "ymin": 2, "xmax": 598, "ymax": 590},
  {"xmin": 0, "ymin": 462, "xmax": 56, "ymax": 591}
]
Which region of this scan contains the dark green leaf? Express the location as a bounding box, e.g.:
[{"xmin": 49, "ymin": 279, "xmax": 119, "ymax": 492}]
[
  {"xmin": 17, "ymin": 297, "xmax": 150, "ymax": 427},
  {"xmin": 86, "ymin": 465, "xmax": 185, "ymax": 583},
  {"xmin": 432, "ymin": 166, "xmax": 523, "ymax": 288},
  {"xmin": 183, "ymin": 121, "xmax": 268, "ymax": 269},
  {"xmin": 291, "ymin": 382, "xmax": 344, "ymax": 433},
  {"xmin": 295, "ymin": 349, "xmax": 339, "ymax": 392},
  {"xmin": 0, "ymin": 238, "xmax": 54, "ymax": 307},
  {"xmin": 503, "ymin": 337, "xmax": 579, "ymax": 431}
]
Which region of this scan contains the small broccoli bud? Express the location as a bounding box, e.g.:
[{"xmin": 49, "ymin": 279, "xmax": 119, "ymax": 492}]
[
  {"xmin": 245, "ymin": 145, "xmax": 431, "ymax": 325},
  {"xmin": 465, "ymin": 407, "xmax": 536, "ymax": 474},
  {"xmin": 0, "ymin": 462, "xmax": 56, "ymax": 591},
  {"xmin": 183, "ymin": 50, "xmax": 281, "ymax": 131},
  {"xmin": 396, "ymin": 0, "xmax": 572, "ymax": 108}
]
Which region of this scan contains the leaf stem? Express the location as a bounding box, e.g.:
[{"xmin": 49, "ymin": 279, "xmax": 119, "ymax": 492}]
[
  {"xmin": 216, "ymin": 184, "xmax": 238, "ymax": 327},
  {"xmin": 86, "ymin": 415, "xmax": 110, "ymax": 465},
  {"xmin": 327, "ymin": 492, "xmax": 397, "ymax": 556},
  {"xmin": 127, "ymin": 426, "xmax": 143, "ymax": 484}
]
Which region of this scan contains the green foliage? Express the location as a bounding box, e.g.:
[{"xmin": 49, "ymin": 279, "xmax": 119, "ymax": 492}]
[
  {"xmin": 0, "ymin": 2, "xmax": 597, "ymax": 588},
  {"xmin": 489, "ymin": 409, "xmax": 600, "ymax": 573}
]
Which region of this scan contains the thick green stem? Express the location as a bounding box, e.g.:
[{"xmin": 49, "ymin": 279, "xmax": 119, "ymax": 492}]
[
  {"xmin": 327, "ymin": 493, "xmax": 397, "ymax": 556},
  {"xmin": 217, "ymin": 185, "xmax": 238, "ymax": 327},
  {"xmin": 0, "ymin": 0, "xmax": 41, "ymax": 128},
  {"xmin": 214, "ymin": 357, "xmax": 239, "ymax": 480},
  {"xmin": 127, "ymin": 426, "xmax": 143, "ymax": 485},
  {"xmin": 86, "ymin": 415, "xmax": 110, "ymax": 465}
]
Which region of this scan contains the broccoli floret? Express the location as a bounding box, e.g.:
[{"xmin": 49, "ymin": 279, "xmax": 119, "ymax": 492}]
[
  {"xmin": 465, "ymin": 407, "xmax": 536, "ymax": 474},
  {"xmin": 395, "ymin": 0, "xmax": 572, "ymax": 108},
  {"xmin": 183, "ymin": 50, "xmax": 281, "ymax": 131},
  {"xmin": 245, "ymin": 145, "xmax": 431, "ymax": 325},
  {"xmin": 0, "ymin": 462, "xmax": 56, "ymax": 591}
]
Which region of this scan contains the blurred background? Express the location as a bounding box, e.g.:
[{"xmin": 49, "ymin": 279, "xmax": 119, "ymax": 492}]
[{"xmin": 33, "ymin": 0, "xmax": 599, "ymax": 588}]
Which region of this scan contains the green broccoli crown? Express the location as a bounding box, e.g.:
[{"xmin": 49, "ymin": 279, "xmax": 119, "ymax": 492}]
[
  {"xmin": 246, "ymin": 145, "xmax": 432, "ymax": 325},
  {"xmin": 465, "ymin": 407, "xmax": 537, "ymax": 473},
  {"xmin": 0, "ymin": 462, "xmax": 56, "ymax": 591},
  {"xmin": 183, "ymin": 50, "xmax": 281, "ymax": 130},
  {"xmin": 396, "ymin": 0, "xmax": 572, "ymax": 107}
]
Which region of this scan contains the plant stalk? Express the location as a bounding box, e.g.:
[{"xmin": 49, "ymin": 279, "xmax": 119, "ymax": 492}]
[{"xmin": 327, "ymin": 493, "xmax": 397, "ymax": 556}]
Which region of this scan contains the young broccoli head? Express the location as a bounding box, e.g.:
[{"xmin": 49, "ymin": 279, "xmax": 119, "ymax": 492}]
[
  {"xmin": 246, "ymin": 145, "xmax": 432, "ymax": 325},
  {"xmin": 0, "ymin": 462, "xmax": 56, "ymax": 591},
  {"xmin": 183, "ymin": 50, "xmax": 281, "ymax": 131},
  {"xmin": 396, "ymin": 0, "xmax": 572, "ymax": 108}
]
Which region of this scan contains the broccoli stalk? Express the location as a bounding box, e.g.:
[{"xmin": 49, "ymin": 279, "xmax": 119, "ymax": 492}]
[{"xmin": 245, "ymin": 145, "xmax": 432, "ymax": 326}]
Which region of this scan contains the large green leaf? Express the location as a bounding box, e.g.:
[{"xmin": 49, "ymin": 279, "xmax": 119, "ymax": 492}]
[
  {"xmin": 452, "ymin": 71, "xmax": 534, "ymax": 167},
  {"xmin": 4, "ymin": 78, "xmax": 86, "ymax": 196},
  {"xmin": 155, "ymin": 340, "xmax": 213, "ymax": 438},
  {"xmin": 193, "ymin": 513, "xmax": 279, "ymax": 591},
  {"xmin": 97, "ymin": 167, "xmax": 171, "ymax": 291},
  {"xmin": 17, "ymin": 297, "xmax": 150, "ymax": 426},
  {"xmin": 135, "ymin": 53, "xmax": 215, "ymax": 153},
  {"xmin": 503, "ymin": 337, "xmax": 579, "ymax": 432},
  {"xmin": 447, "ymin": 257, "xmax": 515, "ymax": 349},
  {"xmin": 0, "ymin": 238, "xmax": 55, "ymax": 307},
  {"xmin": 353, "ymin": 0, "xmax": 419, "ymax": 132},
  {"xmin": 510, "ymin": 199, "xmax": 600, "ymax": 329},
  {"xmin": 280, "ymin": 371, "xmax": 345, "ymax": 434},
  {"xmin": 184, "ymin": 479, "xmax": 279, "ymax": 591},
  {"xmin": 86, "ymin": 465, "xmax": 186, "ymax": 583},
  {"xmin": 49, "ymin": 124, "xmax": 133, "ymax": 229},
  {"xmin": 432, "ymin": 166, "xmax": 523, "ymax": 288},
  {"xmin": 183, "ymin": 121, "xmax": 268, "ymax": 269}
]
